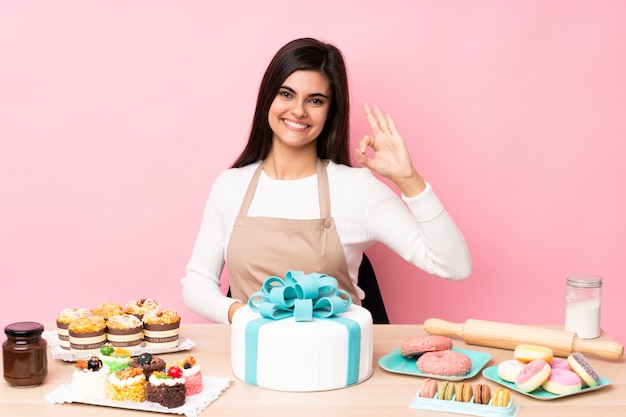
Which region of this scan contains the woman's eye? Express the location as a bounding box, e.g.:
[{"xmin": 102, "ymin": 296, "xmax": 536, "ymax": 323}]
[{"xmin": 279, "ymin": 90, "xmax": 292, "ymax": 98}]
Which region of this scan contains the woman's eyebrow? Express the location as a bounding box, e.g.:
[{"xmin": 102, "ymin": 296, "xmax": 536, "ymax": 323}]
[{"xmin": 279, "ymin": 85, "xmax": 329, "ymax": 99}]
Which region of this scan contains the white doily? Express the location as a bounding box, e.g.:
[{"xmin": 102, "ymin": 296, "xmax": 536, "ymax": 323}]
[
  {"xmin": 45, "ymin": 376, "xmax": 231, "ymax": 417},
  {"xmin": 44, "ymin": 330, "xmax": 196, "ymax": 362}
]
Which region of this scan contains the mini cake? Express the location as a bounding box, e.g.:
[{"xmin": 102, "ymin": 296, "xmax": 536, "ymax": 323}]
[
  {"xmin": 124, "ymin": 298, "xmax": 162, "ymax": 320},
  {"xmin": 147, "ymin": 366, "xmax": 186, "ymax": 408},
  {"xmin": 71, "ymin": 356, "xmax": 110, "ymax": 400},
  {"xmin": 106, "ymin": 314, "xmax": 143, "ymax": 348},
  {"xmin": 56, "ymin": 308, "xmax": 93, "ymax": 350},
  {"xmin": 68, "ymin": 316, "xmax": 107, "ymax": 357},
  {"xmin": 91, "ymin": 301, "xmax": 124, "ymax": 321},
  {"xmin": 142, "ymin": 309, "xmax": 181, "ymax": 348},
  {"xmin": 107, "ymin": 367, "xmax": 147, "ymax": 402},
  {"xmin": 170, "ymin": 356, "xmax": 203, "ymax": 395},
  {"xmin": 130, "ymin": 353, "xmax": 166, "ymax": 378},
  {"xmin": 99, "ymin": 344, "xmax": 132, "ymax": 373}
]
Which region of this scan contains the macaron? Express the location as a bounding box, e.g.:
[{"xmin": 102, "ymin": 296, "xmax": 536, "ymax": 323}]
[
  {"xmin": 567, "ymin": 352, "xmax": 600, "ymax": 387},
  {"xmin": 514, "ymin": 344, "xmax": 553, "ymax": 363},
  {"xmin": 455, "ymin": 382, "xmax": 473, "ymax": 402},
  {"xmin": 419, "ymin": 378, "xmax": 438, "ymax": 398},
  {"xmin": 437, "ymin": 381, "xmax": 455, "ymax": 401},
  {"xmin": 492, "ymin": 387, "xmax": 511, "ymax": 407},
  {"xmin": 401, "ymin": 335, "xmax": 453, "ymax": 357},
  {"xmin": 515, "ymin": 359, "xmax": 551, "ymax": 392},
  {"xmin": 474, "ymin": 383, "xmax": 491, "ymax": 404},
  {"xmin": 542, "ymin": 368, "xmax": 582, "ymax": 395}
]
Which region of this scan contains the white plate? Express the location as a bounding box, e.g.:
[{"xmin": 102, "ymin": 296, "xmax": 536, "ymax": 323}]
[
  {"xmin": 45, "ymin": 375, "xmax": 231, "ymax": 417},
  {"xmin": 44, "ymin": 330, "xmax": 195, "ymax": 362}
]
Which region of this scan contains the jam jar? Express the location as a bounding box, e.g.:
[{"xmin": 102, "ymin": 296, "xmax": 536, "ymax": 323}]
[{"xmin": 3, "ymin": 322, "xmax": 48, "ymax": 387}]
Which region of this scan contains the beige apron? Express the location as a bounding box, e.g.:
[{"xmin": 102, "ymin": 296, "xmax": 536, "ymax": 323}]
[{"xmin": 226, "ymin": 159, "xmax": 360, "ymax": 304}]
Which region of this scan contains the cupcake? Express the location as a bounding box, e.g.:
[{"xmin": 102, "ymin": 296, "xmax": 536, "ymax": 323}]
[
  {"xmin": 91, "ymin": 301, "xmax": 124, "ymax": 321},
  {"xmin": 142, "ymin": 309, "xmax": 181, "ymax": 348},
  {"xmin": 56, "ymin": 308, "xmax": 93, "ymax": 350},
  {"xmin": 147, "ymin": 366, "xmax": 186, "ymax": 408},
  {"xmin": 71, "ymin": 356, "xmax": 110, "ymax": 400},
  {"xmin": 130, "ymin": 353, "xmax": 166, "ymax": 378},
  {"xmin": 68, "ymin": 316, "xmax": 107, "ymax": 357},
  {"xmin": 170, "ymin": 356, "xmax": 203, "ymax": 395},
  {"xmin": 106, "ymin": 314, "xmax": 143, "ymax": 348},
  {"xmin": 124, "ymin": 298, "xmax": 162, "ymax": 320},
  {"xmin": 107, "ymin": 367, "xmax": 147, "ymax": 402},
  {"xmin": 99, "ymin": 343, "xmax": 132, "ymax": 373}
]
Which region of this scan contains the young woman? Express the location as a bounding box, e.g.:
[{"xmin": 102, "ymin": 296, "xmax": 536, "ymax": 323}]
[{"xmin": 181, "ymin": 38, "xmax": 471, "ymax": 323}]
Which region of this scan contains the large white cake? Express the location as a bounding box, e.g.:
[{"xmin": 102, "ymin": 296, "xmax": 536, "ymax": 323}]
[{"xmin": 231, "ymin": 302, "xmax": 373, "ymax": 391}]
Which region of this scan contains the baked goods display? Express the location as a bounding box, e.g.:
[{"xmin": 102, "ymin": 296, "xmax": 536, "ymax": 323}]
[
  {"xmin": 231, "ymin": 271, "xmax": 374, "ymax": 391},
  {"xmin": 483, "ymin": 343, "xmax": 610, "ymax": 399},
  {"xmin": 53, "ymin": 299, "xmax": 185, "ymax": 360}
]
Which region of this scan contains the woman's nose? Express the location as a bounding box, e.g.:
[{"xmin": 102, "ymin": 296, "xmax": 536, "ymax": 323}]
[{"xmin": 291, "ymin": 100, "xmax": 306, "ymax": 118}]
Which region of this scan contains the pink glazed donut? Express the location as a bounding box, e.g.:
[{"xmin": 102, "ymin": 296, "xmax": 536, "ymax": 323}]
[
  {"xmin": 401, "ymin": 335, "xmax": 453, "ymax": 357},
  {"xmin": 515, "ymin": 359, "xmax": 551, "ymax": 392},
  {"xmin": 542, "ymin": 368, "xmax": 582, "ymax": 395},
  {"xmin": 417, "ymin": 350, "xmax": 472, "ymax": 376}
]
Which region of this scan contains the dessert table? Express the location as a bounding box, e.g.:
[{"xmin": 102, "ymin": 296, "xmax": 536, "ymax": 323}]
[{"xmin": 1, "ymin": 323, "xmax": 624, "ymax": 417}]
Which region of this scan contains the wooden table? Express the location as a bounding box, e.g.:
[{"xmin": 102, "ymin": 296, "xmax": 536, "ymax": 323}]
[{"xmin": 1, "ymin": 324, "xmax": 624, "ymax": 416}]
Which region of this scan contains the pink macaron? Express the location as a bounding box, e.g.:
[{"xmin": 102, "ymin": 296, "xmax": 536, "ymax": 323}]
[
  {"xmin": 419, "ymin": 378, "xmax": 438, "ymax": 398},
  {"xmin": 515, "ymin": 359, "xmax": 551, "ymax": 392},
  {"xmin": 542, "ymin": 368, "xmax": 582, "ymax": 395}
]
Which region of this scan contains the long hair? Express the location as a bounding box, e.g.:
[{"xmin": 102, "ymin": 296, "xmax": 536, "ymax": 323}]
[{"xmin": 231, "ymin": 38, "xmax": 351, "ymax": 168}]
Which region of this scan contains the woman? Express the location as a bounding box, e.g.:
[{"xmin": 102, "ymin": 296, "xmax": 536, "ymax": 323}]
[{"xmin": 181, "ymin": 38, "xmax": 471, "ymax": 323}]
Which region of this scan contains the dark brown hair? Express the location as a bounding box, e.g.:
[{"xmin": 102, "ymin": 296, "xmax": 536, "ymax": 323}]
[{"xmin": 231, "ymin": 38, "xmax": 351, "ymax": 168}]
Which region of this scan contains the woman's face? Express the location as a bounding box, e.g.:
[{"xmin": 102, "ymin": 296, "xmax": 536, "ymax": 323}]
[{"xmin": 268, "ymin": 70, "xmax": 331, "ymax": 151}]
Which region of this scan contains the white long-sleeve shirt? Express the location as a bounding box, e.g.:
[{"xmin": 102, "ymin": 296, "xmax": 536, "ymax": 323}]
[{"xmin": 181, "ymin": 160, "xmax": 472, "ymax": 323}]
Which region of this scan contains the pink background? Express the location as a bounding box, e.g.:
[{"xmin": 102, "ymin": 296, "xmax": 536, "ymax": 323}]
[{"xmin": 1, "ymin": 1, "xmax": 625, "ymax": 345}]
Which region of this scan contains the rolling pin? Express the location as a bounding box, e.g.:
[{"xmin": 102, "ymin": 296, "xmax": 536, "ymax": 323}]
[{"xmin": 424, "ymin": 318, "xmax": 624, "ymax": 360}]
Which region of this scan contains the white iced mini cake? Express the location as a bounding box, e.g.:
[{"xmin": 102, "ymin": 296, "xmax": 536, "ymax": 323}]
[{"xmin": 71, "ymin": 357, "xmax": 110, "ymax": 400}]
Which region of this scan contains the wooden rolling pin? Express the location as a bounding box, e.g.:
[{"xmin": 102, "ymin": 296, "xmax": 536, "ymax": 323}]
[{"xmin": 424, "ymin": 318, "xmax": 624, "ymax": 360}]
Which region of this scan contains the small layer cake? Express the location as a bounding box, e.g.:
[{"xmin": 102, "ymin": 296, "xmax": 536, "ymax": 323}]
[
  {"xmin": 71, "ymin": 356, "xmax": 109, "ymax": 400},
  {"xmin": 100, "ymin": 344, "xmax": 132, "ymax": 373},
  {"xmin": 143, "ymin": 309, "xmax": 180, "ymax": 348},
  {"xmin": 68, "ymin": 316, "xmax": 107, "ymax": 357},
  {"xmin": 170, "ymin": 356, "xmax": 203, "ymax": 395},
  {"xmin": 91, "ymin": 301, "xmax": 124, "ymax": 321},
  {"xmin": 130, "ymin": 353, "xmax": 166, "ymax": 378},
  {"xmin": 124, "ymin": 298, "xmax": 162, "ymax": 320},
  {"xmin": 147, "ymin": 366, "xmax": 186, "ymax": 409},
  {"xmin": 106, "ymin": 314, "xmax": 143, "ymax": 348},
  {"xmin": 107, "ymin": 367, "xmax": 146, "ymax": 402},
  {"xmin": 56, "ymin": 308, "xmax": 93, "ymax": 350}
]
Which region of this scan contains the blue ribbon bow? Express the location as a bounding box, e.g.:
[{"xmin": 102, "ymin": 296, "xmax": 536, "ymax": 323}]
[{"xmin": 248, "ymin": 271, "xmax": 352, "ymax": 321}]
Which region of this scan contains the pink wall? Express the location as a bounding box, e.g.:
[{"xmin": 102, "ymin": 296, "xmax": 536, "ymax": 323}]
[{"xmin": 2, "ymin": 1, "xmax": 625, "ymax": 346}]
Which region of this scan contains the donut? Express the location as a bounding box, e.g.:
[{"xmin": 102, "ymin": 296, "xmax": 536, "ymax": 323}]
[
  {"xmin": 515, "ymin": 359, "xmax": 551, "ymax": 392},
  {"xmin": 567, "ymin": 352, "xmax": 600, "ymax": 387},
  {"xmin": 550, "ymin": 358, "xmax": 572, "ymax": 370},
  {"xmin": 513, "ymin": 344, "xmax": 553, "ymax": 363},
  {"xmin": 419, "ymin": 378, "xmax": 438, "ymax": 398},
  {"xmin": 417, "ymin": 350, "xmax": 472, "ymax": 376},
  {"xmin": 474, "ymin": 383, "xmax": 491, "ymax": 404},
  {"xmin": 400, "ymin": 335, "xmax": 453, "ymax": 357},
  {"xmin": 455, "ymin": 383, "xmax": 473, "ymax": 402},
  {"xmin": 492, "ymin": 387, "xmax": 511, "ymax": 407},
  {"xmin": 437, "ymin": 381, "xmax": 455, "ymax": 401},
  {"xmin": 542, "ymin": 368, "xmax": 582, "ymax": 395},
  {"xmin": 497, "ymin": 359, "xmax": 526, "ymax": 383}
]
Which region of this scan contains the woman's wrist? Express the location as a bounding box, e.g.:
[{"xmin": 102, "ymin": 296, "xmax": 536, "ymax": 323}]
[{"xmin": 228, "ymin": 302, "xmax": 244, "ymax": 323}]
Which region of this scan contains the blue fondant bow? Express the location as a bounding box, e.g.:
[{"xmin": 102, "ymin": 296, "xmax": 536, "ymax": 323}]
[{"xmin": 247, "ymin": 271, "xmax": 352, "ymax": 321}]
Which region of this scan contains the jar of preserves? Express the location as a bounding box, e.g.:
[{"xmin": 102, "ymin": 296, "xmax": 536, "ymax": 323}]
[
  {"xmin": 564, "ymin": 274, "xmax": 602, "ymax": 339},
  {"xmin": 3, "ymin": 321, "xmax": 48, "ymax": 387}
]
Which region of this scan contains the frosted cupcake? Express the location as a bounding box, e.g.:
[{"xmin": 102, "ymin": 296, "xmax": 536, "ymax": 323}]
[
  {"xmin": 106, "ymin": 314, "xmax": 143, "ymax": 348},
  {"xmin": 142, "ymin": 309, "xmax": 181, "ymax": 348},
  {"xmin": 124, "ymin": 298, "xmax": 162, "ymax": 320},
  {"xmin": 71, "ymin": 356, "xmax": 110, "ymax": 400},
  {"xmin": 99, "ymin": 343, "xmax": 132, "ymax": 373},
  {"xmin": 147, "ymin": 366, "xmax": 186, "ymax": 408},
  {"xmin": 68, "ymin": 316, "xmax": 107, "ymax": 357},
  {"xmin": 107, "ymin": 367, "xmax": 146, "ymax": 402},
  {"xmin": 56, "ymin": 308, "xmax": 93, "ymax": 350}
]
